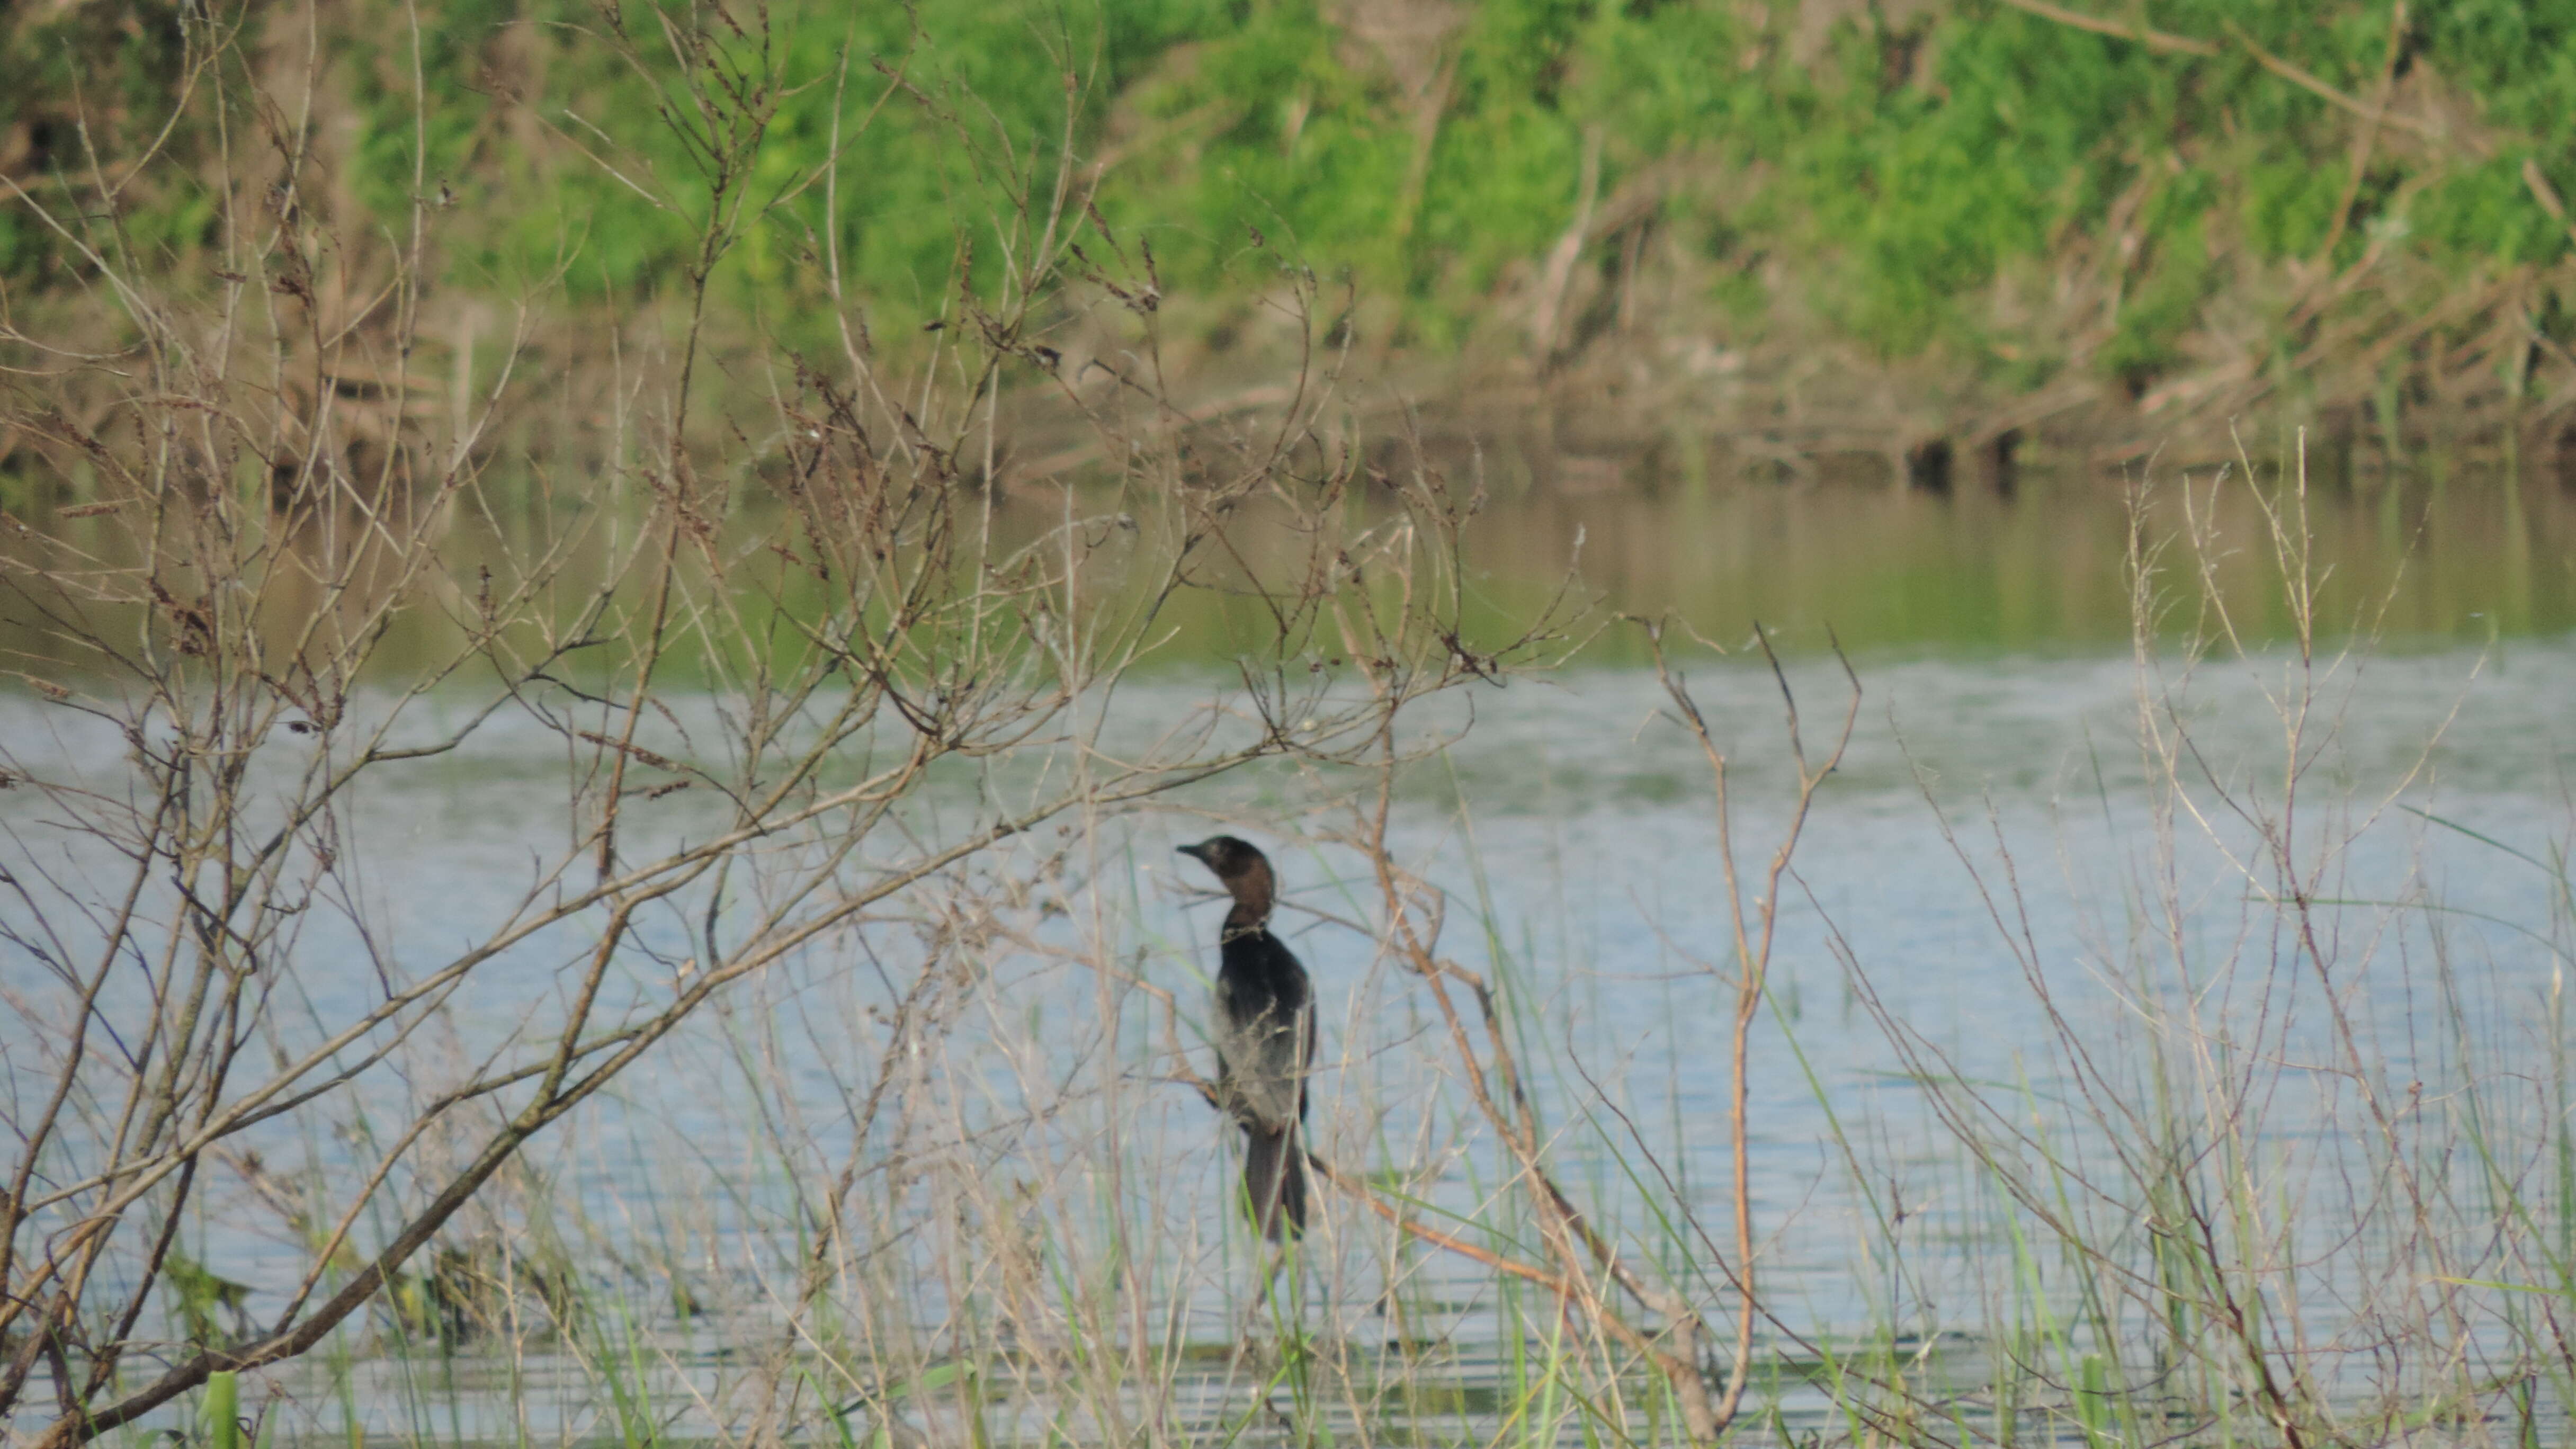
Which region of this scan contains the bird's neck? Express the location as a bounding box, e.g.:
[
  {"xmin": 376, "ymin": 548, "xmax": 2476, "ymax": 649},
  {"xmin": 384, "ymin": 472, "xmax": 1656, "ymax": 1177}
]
[
  {"xmin": 1221, "ymin": 860, "xmax": 1276, "ymax": 936},
  {"xmin": 1220, "ymin": 899, "xmax": 1272, "ymax": 940}
]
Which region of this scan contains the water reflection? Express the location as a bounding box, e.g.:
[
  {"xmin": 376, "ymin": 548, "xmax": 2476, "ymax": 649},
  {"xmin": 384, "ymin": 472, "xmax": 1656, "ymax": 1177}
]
[
  {"xmin": 6, "ymin": 461, "xmax": 2571, "ymax": 675},
  {"xmin": 1443, "ymin": 463, "xmax": 2576, "ymax": 657}
]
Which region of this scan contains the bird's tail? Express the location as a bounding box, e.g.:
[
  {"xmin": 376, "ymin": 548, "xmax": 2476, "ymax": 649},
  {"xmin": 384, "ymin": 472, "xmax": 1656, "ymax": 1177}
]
[{"xmin": 1242, "ymin": 1122, "xmax": 1309, "ymax": 1241}]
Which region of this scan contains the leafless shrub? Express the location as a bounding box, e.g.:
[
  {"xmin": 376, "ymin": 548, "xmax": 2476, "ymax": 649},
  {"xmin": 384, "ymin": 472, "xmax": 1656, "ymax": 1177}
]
[
  {"xmin": 0, "ymin": 9, "xmax": 1567, "ymax": 1446},
  {"xmin": 1814, "ymin": 436, "xmax": 2574, "ymax": 1446}
]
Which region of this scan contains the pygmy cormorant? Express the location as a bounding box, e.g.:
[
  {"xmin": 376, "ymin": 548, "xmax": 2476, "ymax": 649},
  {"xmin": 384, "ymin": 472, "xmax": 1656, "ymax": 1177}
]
[{"xmin": 1177, "ymin": 835, "xmax": 1315, "ymax": 1240}]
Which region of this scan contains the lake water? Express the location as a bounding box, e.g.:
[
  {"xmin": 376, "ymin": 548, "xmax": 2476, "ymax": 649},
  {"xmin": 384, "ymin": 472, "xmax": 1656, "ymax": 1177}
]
[
  {"xmin": 4, "ymin": 463, "xmax": 2573, "ymax": 1446},
  {"xmin": 7, "ymin": 459, "xmax": 2575, "ymax": 672}
]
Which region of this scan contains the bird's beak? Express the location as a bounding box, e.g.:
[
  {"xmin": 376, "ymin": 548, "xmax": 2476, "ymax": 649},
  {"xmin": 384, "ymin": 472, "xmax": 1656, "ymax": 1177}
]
[{"xmin": 1175, "ymin": 842, "xmax": 1210, "ymax": 865}]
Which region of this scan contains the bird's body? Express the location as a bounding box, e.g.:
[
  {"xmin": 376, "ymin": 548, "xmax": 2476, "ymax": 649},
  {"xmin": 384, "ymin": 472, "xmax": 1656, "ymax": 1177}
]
[{"xmin": 1178, "ymin": 836, "xmax": 1315, "ymax": 1240}]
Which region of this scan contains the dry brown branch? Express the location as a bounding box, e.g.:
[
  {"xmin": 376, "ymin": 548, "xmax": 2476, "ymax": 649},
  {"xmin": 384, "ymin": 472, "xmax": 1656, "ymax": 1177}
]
[
  {"xmin": 2311, "ymin": 2, "xmax": 2410, "ymax": 271},
  {"xmin": 0, "ymin": 10, "xmax": 1548, "ymax": 1444},
  {"xmin": 1316, "ymin": 684, "xmax": 1743, "ymax": 1438},
  {"xmin": 1991, "ymin": 0, "xmax": 2217, "ymax": 56},
  {"xmin": 2523, "ymin": 157, "xmax": 2576, "ymax": 254},
  {"xmin": 2224, "ymin": 21, "xmax": 2440, "ymax": 141},
  {"xmin": 1529, "ymin": 126, "xmax": 1605, "ymax": 363},
  {"xmin": 1635, "ymin": 618, "xmax": 1861, "ymax": 1433}
]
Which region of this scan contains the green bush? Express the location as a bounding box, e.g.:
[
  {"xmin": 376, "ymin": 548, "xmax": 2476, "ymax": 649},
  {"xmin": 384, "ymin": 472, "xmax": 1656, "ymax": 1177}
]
[{"xmin": 5, "ymin": 0, "xmax": 2570, "ymax": 390}]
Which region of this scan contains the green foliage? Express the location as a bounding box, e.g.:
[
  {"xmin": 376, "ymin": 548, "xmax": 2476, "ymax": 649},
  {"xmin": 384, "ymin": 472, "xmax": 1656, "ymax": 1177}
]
[
  {"xmin": 5, "ymin": 0, "xmax": 2571, "ymax": 388},
  {"xmin": 0, "ymin": 1, "xmax": 197, "ymax": 283},
  {"xmin": 161, "ymin": 1252, "xmax": 253, "ymax": 1346},
  {"xmin": 204, "ymin": 1371, "xmax": 240, "ymax": 1449},
  {"xmin": 1073, "ymin": 0, "xmax": 2576, "ymax": 380}
]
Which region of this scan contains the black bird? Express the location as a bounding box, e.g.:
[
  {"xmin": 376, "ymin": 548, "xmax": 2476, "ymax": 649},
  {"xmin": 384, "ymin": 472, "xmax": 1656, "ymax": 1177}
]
[{"xmin": 1177, "ymin": 835, "xmax": 1316, "ymax": 1240}]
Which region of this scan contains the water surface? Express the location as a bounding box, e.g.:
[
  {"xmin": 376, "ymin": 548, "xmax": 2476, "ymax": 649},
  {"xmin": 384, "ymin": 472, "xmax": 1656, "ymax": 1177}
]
[{"xmin": 4, "ymin": 464, "xmax": 2574, "ymax": 1446}]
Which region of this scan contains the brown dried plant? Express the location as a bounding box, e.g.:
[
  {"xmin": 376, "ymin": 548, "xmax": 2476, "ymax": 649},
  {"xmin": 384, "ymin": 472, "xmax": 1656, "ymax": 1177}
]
[{"xmin": 0, "ymin": 7, "xmax": 1561, "ymax": 1445}]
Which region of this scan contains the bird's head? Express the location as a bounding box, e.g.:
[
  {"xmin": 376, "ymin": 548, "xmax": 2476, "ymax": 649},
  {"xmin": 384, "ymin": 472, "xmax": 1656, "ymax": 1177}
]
[{"xmin": 1177, "ymin": 835, "xmax": 1276, "ymax": 913}]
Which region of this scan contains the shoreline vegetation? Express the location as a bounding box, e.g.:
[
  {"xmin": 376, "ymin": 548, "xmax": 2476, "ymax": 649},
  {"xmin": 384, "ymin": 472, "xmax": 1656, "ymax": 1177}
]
[{"xmin": 4, "ymin": 0, "xmax": 2576, "ymax": 502}]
